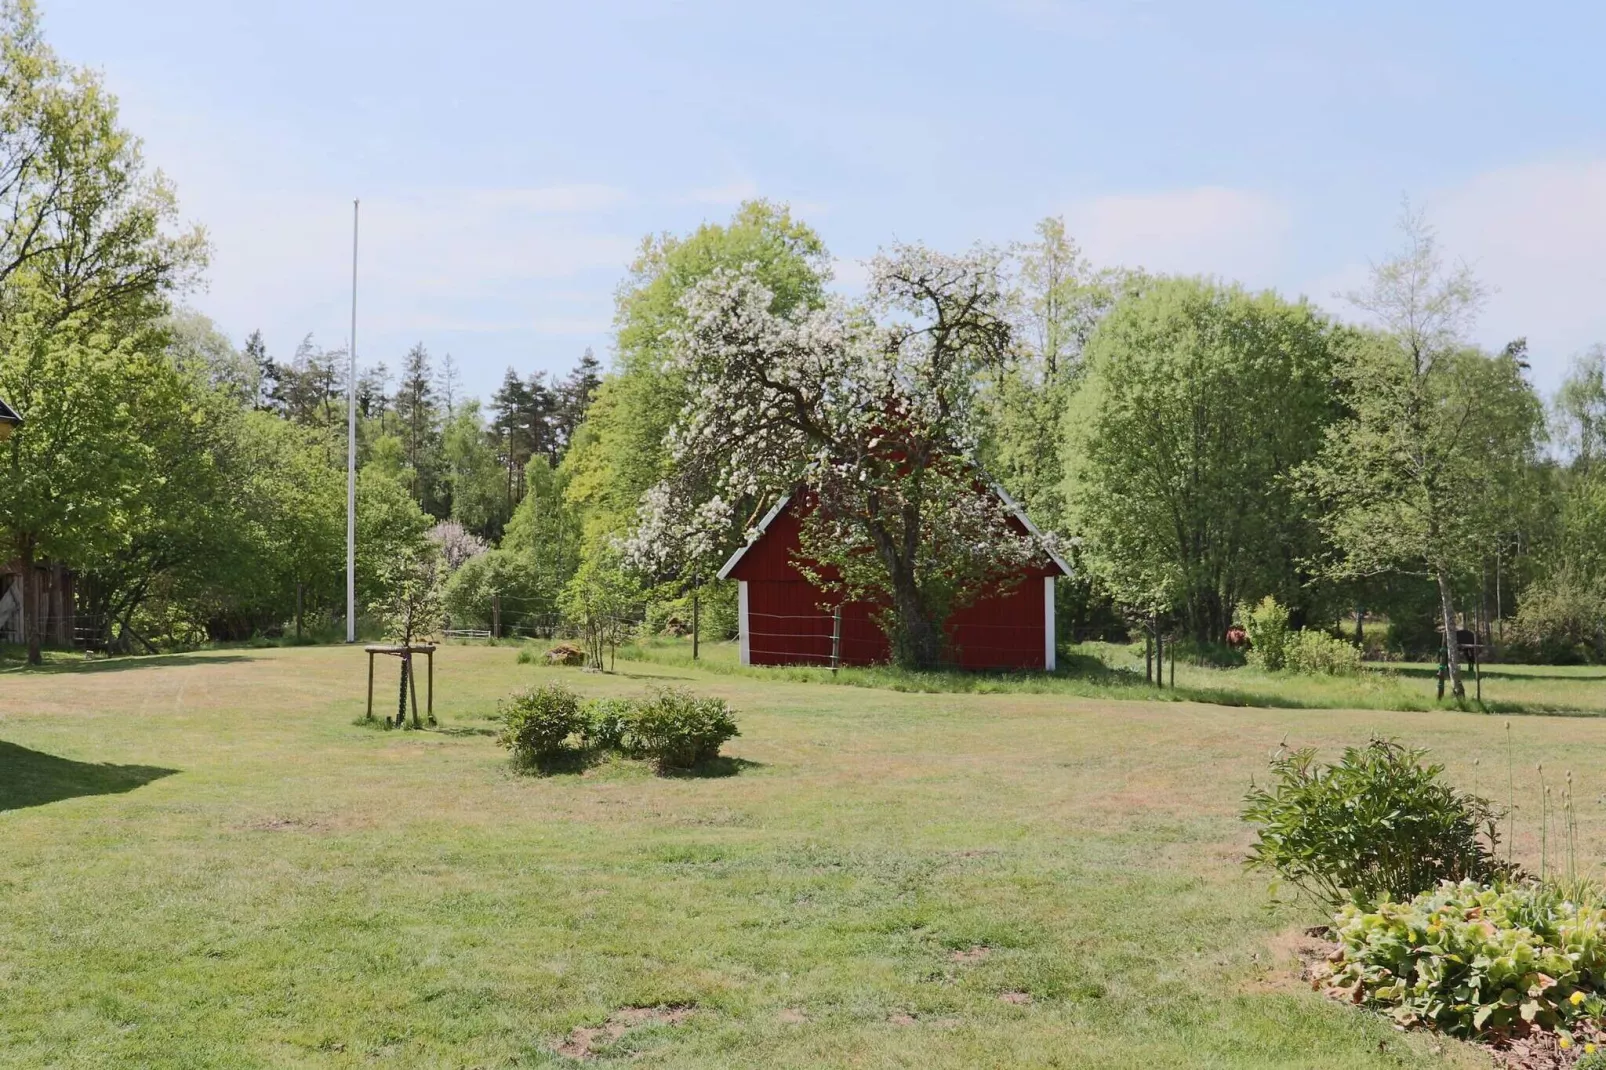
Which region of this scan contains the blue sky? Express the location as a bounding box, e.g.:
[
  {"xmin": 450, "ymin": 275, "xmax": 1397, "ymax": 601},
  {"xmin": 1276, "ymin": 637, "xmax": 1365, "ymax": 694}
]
[{"xmin": 42, "ymin": 0, "xmax": 1606, "ymax": 400}]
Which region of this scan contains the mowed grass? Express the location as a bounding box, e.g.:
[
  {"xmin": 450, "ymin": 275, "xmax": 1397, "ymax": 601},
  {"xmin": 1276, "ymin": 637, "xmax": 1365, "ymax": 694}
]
[
  {"xmin": 9, "ymin": 649, "xmax": 1602, "ymax": 1068},
  {"xmin": 623, "ymin": 636, "xmax": 1606, "ymax": 716}
]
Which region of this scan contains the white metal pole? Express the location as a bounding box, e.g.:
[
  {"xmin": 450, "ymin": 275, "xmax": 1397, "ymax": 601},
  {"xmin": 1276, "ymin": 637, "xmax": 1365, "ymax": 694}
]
[{"xmin": 346, "ymin": 199, "xmax": 359, "ymax": 643}]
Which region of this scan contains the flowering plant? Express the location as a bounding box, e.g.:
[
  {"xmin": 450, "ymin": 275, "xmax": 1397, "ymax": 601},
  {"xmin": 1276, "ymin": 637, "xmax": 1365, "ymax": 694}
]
[{"xmin": 1320, "ymin": 880, "xmax": 1606, "ymax": 1041}]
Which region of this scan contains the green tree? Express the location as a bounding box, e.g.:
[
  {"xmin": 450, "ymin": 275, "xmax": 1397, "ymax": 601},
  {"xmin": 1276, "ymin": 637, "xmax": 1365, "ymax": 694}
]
[
  {"xmin": 356, "ymin": 465, "xmax": 434, "ymax": 614},
  {"xmin": 393, "ymin": 342, "xmax": 444, "ymax": 513},
  {"xmin": 1064, "ymin": 277, "xmax": 1339, "ymax": 642},
  {"xmin": 1, "ymin": 313, "xmax": 164, "ymax": 660},
  {"xmin": 223, "ymin": 411, "xmax": 346, "ymax": 637},
  {"xmin": 441, "ymin": 400, "xmax": 507, "ymax": 537},
  {"xmin": 560, "ymin": 542, "xmax": 641, "ymax": 671},
  {"xmin": 76, "ymin": 339, "xmax": 244, "ymax": 651},
  {"xmin": 1299, "ymin": 212, "xmax": 1543, "ymax": 698},
  {"xmin": 0, "ymin": 1, "xmax": 207, "ymax": 661},
  {"xmin": 561, "ymin": 200, "xmax": 830, "ymax": 552}
]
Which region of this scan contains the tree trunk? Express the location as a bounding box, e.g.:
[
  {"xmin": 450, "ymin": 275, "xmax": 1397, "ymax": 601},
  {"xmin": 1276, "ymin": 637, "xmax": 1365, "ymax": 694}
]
[
  {"xmin": 1434, "ymin": 567, "xmax": 1464, "ymax": 700},
  {"xmin": 18, "ymin": 535, "xmax": 39, "ymax": 665},
  {"xmin": 396, "ymin": 654, "xmax": 410, "ymax": 725},
  {"xmin": 888, "ymin": 575, "xmax": 943, "ymax": 670}
]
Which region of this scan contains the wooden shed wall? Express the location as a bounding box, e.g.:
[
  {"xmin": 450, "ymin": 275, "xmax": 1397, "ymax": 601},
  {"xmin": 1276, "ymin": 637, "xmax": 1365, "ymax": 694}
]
[{"xmin": 728, "ymin": 499, "xmax": 1056, "ymax": 671}]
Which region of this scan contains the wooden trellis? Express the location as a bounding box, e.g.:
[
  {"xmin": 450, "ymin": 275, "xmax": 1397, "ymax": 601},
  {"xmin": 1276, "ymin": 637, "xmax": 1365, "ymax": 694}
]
[{"xmin": 364, "ymin": 644, "xmax": 436, "ymax": 727}]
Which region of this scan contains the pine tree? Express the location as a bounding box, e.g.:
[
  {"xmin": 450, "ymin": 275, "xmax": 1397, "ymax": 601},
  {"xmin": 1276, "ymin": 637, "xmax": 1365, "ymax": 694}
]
[
  {"xmin": 554, "ymin": 347, "xmax": 602, "ymax": 457},
  {"xmin": 436, "ymin": 352, "xmax": 462, "ymax": 418},
  {"xmin": 395, "ymin": 344, "xmax": 435, "ymax": 467},
  {"xmin": 393, "ymin": 343, "xmax": 444, "ymax": 514},
  {"xmin": 244, "ymin": 330, "xmax": 282, "ymax": 413}
]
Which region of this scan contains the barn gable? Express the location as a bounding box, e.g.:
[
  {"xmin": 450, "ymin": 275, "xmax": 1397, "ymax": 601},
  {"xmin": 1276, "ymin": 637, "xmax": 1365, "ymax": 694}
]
[{"xmin": 718, "ymin": 491, "xmax": 1066, "ymax": 672}]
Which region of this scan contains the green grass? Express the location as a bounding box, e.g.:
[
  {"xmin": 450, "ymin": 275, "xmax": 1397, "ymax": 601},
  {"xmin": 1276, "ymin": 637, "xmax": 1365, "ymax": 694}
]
[
  {"xmin": 619, "ymin": 635, "xmax": 1606, "ymax": 716},
  {"xmin": 9, "ymin": 645, "xmax": 1599, "ymax": 1067}
]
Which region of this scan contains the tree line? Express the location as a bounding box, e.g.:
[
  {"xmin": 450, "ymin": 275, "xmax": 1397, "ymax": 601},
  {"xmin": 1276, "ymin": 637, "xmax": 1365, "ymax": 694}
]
[{"xmin": 2, "ymin": 0, "xmax": 1601, "ymax": 687}]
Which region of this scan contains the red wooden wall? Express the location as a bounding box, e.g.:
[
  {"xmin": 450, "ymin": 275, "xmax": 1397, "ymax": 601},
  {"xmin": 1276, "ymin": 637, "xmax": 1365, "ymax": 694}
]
[{"xmin": 727, "ymin": 499, "xmax": 1058, "ymax": 671}]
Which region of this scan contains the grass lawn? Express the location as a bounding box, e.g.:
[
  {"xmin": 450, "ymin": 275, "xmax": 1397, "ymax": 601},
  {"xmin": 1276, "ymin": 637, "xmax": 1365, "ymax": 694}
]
[{"xmin": 5, "ymin": 646, "xmax": 1603, "ymax": 1068}]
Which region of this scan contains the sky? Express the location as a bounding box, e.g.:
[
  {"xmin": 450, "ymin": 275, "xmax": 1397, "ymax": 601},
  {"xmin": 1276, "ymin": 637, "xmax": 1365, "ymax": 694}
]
[{"xmin": 39, "ymin": 0, "xmax": 1606, "ymax": 401}]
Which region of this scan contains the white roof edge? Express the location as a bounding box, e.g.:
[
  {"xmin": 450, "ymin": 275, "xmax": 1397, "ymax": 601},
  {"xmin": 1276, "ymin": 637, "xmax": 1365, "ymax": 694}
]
[
  {"xmin": 716, "ymin": 494, "xmax": 792, "ymax": 580},
  {"xmin": 993, "ymin": 484, "xmax": 1073, "ymax": 577}
]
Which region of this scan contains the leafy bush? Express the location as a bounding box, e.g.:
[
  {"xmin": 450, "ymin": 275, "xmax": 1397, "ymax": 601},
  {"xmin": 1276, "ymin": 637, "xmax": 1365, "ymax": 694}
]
[
  {"xmin": 497, "ymin": 683, "xmax": 586, "ymax": 764},
  {"xmin": 1283, "ymin": 629, "xmax": 1364, "ymax": 676},
  {"xmin": 1509, "ymin": 565, "xmax": 1606, "ymax": 665},
  {"xmin": 582, "ymin": 697, "xmax": 638, "ymax": 753},
  {"xmin": 1242, "ymin": 738, "xmax": 1504, "ymax": 907},
  {"xmin": 629, "ymin": 687, "xmax": 740, "ymax": 769},
  {"xmin": 1321, "ymin": 880, "xmax": 1606, "ymax": 1040},
  {"xmin": 1238, "ymin": 596, "xmax": 1290, "ymax": 671}
]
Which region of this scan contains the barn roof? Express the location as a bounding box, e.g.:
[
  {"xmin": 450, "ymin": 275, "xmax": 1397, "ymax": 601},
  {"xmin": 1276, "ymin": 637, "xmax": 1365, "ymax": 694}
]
[
  {"xmin": 716, "ymin": 487, "xmax": 1071, "ymax": 581},
  {"xmin": 0, "ymin": 397, "xmax": 19, "ymax": 424}
]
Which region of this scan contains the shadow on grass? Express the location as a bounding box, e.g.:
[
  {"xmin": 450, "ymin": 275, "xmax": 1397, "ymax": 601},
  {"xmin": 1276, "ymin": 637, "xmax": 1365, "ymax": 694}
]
[
  {"xmin": 0, "ymin": 653, "xmax": 256, "ymax": 676},
  {"xmin": 508, "ymin": 750, "xmax": 764, "ymax": 778},
  {"xmin": 660, "ymin": 756, "xmax": 765, "ymax": 779},
  {"xmin": 0, "ymin": 740, "xmax": 178, "ymax": 812},
  {"xmin": 512, "ymin": 749, "xmax": 606, "ymax": 777},
  {"xmin": 434, "ymin": 725, "xmax": 498, "ymax": 738}
]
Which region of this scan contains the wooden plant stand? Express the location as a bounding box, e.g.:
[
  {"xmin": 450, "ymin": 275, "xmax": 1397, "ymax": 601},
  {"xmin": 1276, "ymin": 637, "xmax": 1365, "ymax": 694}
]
[{"xmin": 364, "ymin": 644, "xmax": 436, "ymax": 726}]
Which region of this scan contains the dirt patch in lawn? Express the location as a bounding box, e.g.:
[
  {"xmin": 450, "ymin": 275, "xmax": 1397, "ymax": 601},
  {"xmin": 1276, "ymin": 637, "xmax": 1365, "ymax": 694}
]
[
  {"xmin": 239, "ymin": 815, "xmax": 332, "ymax": 832},
  {"xmin": 556, "ymin": 1005, "xmax": 695, "ymax": 1059},
  {"xmin": 949, "ymin": 945, "xmax": 991, "ymax": 964}
]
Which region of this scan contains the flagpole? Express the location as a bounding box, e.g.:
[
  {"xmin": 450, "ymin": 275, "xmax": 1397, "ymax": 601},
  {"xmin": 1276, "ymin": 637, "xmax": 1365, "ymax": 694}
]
[{"xmin": 346, "ymin": 199, "xmax": 359, "ymax": 644}]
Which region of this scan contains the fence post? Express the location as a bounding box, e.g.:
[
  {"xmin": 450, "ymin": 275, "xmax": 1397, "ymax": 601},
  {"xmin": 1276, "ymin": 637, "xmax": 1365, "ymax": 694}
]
[
  {"xmin": 492, "ymin": 593, "xmax": 501, "ymax": 639},
  {"xmin": 1155, "ymin": 619, "xmax": 1164, "ymax": 688},
  {"xmin": 296, "ymin": 582, "xmax": 304, "ymax": 641},
  {"xmin": 831, "ymin": 605, "xmax": 842, "ymax": 675},
  {"xmin": 692, "ymin": 567, "xmax": 700, "ymax": 661}
]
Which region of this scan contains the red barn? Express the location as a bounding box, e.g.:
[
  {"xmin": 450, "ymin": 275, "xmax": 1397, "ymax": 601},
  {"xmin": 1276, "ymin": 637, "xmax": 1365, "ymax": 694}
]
[{"xmin": 717, "ymin": 491, "xmax": 1069, "ymax": 671}]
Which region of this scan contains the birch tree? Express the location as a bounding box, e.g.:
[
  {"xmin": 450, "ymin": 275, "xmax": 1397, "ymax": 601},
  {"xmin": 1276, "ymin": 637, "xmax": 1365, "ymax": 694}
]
[{"xmin": 1300, "ymin": 210, "xmax": 1542, "ymax": 698}]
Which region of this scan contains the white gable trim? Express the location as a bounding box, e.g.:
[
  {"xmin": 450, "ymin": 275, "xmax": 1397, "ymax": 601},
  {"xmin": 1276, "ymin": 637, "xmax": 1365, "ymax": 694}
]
[
  {"xmin": 993, "ymin": 485, "xmax": 1073, "ymax": 577},
  {"xmin": 738, "ymin": 580, "xmax": 750, "ymax": 665},
  {"xmin": 717, "ymin": 495, "xmax": 792, "ymax": 581},
  {"xmin": 1044, "ymin": 576, "xmax": 1056, "ymax": 672}
]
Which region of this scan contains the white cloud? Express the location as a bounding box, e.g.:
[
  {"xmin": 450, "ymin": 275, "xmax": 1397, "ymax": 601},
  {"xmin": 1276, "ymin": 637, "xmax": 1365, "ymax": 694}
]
[
  {"xmin": 190, "ymin": 186, "xmax": 635, "ymax": 356},
  {"xmin": 1311, "ymin": 159, "xmax": 1606, "ymax": 390},
  {"xmin": 1434, "ymin": 159, "xmax": 1606, "ymax": 384},
  {"xmin": 1066, "ymin": 186, "xmax": 1293, "ymax": 286}
]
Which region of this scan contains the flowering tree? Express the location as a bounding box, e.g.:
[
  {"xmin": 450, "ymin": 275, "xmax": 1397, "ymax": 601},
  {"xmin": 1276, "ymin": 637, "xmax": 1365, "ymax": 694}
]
[
  {"xmin": 428, "ymin": 520, "xmax": 487, "ymax": 573},
  {"xmin": 630, "ymin": 244, "xmax": 1052, "ymax": 669}
]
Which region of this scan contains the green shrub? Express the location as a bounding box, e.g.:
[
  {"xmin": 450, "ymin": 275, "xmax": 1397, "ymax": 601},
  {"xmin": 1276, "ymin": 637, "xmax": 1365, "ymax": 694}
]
[
  {"xmin": 629, "ymin": 687, "xmax": 740, "ymax": 769},
  {"xmin": 497, "ymin": 683, "xmax": 586, "ymax": 764},
  {"xmin": 1283, "ymin": 629, "xmax": 1364, "ymax": 676},
  {"xmin": 1323, "ymin": 880, "xmax": 1606, "ymax": 1040},
  {"xmin": 1242, "ymin": 738, "xmax": 1504, "ymax": 908},
  {"xmin": 1238, "ymin": 596, "xmax": 1290, "ymax": 671},
  {"xmin": 583, "ymin": 697, "xmax": 639, "ymax": 753}
]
